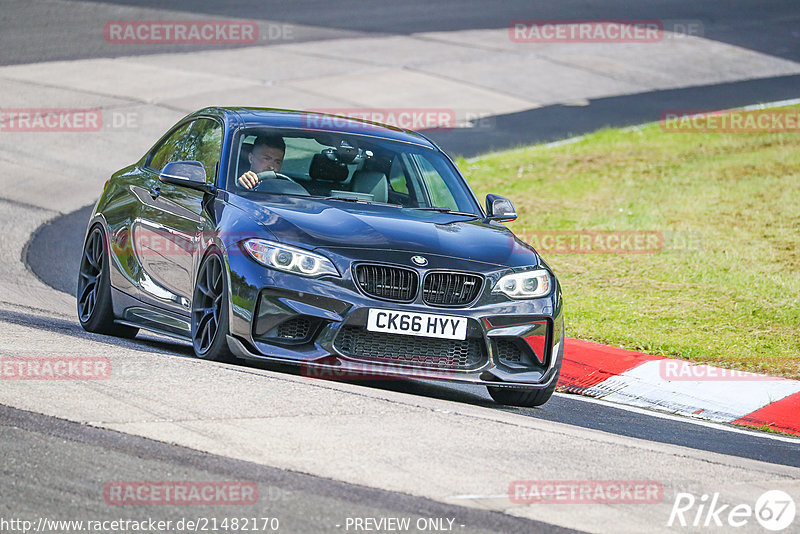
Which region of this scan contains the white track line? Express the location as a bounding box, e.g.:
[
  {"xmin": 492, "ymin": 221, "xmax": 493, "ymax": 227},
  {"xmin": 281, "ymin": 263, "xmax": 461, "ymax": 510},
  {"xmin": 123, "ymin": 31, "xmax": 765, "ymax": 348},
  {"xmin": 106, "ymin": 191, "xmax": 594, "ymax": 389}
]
[{"xmin": 553, "ymin": 392, "xmax": 800, "ymax": 444}]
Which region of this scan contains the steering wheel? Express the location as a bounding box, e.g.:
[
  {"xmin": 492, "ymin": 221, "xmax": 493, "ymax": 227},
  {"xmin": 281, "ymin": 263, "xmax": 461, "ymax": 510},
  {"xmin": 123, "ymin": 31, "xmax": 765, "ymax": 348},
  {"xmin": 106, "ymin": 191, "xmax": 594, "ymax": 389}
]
[
  {"xmin": 251, "ymin": 171, "xmax": 310, "ymax": 196},
  {"xmin": 256, "ymin": 170, "xmax": 296, "ymax": 183}
]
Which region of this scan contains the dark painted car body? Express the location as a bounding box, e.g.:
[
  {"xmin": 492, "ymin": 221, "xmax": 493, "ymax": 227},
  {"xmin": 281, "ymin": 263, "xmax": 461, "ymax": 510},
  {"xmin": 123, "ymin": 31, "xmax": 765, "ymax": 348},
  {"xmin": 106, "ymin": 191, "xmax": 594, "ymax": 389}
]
[{"xmin": 82, "ymin": 107, "xmax": 564, "ymax": 403}]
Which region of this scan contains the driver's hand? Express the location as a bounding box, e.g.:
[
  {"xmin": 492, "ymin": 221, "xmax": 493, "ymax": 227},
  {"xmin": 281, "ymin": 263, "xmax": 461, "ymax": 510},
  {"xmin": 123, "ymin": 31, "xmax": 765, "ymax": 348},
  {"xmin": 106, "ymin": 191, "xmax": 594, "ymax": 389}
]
[{"xmin": 237, "ymin": 171, "xmax": 259, "ymax": 189}]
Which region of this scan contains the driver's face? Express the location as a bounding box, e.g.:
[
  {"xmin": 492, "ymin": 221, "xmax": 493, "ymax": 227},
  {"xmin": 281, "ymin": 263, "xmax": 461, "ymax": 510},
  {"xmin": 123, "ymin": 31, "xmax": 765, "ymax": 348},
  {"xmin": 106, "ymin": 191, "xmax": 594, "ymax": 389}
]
[{"xmin": 248, "ymin": 144, "xmax": 284, "ymax": 173}]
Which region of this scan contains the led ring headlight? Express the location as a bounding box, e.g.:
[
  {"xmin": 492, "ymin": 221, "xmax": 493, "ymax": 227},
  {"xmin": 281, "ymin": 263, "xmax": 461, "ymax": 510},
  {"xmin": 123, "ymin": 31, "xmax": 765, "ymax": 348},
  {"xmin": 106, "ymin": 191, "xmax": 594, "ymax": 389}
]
[
  {"xmin": 492, "ymin": 269, "xmax": 551, "ymax": 299},
  {"xmin": 243, "ymin": 239, "xmax": 339, "ymax": 278}
]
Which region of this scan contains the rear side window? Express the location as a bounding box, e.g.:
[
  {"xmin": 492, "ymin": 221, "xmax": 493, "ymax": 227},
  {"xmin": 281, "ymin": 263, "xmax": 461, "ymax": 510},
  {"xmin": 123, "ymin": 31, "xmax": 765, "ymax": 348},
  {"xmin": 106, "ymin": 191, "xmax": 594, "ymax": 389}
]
[
  {"xmin": 148, "ymin": 118, "xmax": 222, "ymax": 183},
  {"xmin": 388, "ymin": 158, "xmax": 409, "ymax": 194}
]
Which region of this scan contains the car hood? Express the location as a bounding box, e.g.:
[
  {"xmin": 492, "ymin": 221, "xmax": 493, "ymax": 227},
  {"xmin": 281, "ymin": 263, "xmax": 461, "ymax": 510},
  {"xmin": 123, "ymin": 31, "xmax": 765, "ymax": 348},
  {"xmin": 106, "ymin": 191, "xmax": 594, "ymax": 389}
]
[{"xmin": 232, "ymin": 195, "xmax": 540, "ymax": 268}]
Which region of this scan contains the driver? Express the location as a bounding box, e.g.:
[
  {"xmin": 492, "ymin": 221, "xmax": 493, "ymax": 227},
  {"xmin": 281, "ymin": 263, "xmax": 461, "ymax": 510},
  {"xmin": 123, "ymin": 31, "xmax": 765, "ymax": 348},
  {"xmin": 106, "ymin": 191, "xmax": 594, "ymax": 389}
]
[{"xmin": 237, "ymin": 135, "xmax": 285, "ymax": 189}]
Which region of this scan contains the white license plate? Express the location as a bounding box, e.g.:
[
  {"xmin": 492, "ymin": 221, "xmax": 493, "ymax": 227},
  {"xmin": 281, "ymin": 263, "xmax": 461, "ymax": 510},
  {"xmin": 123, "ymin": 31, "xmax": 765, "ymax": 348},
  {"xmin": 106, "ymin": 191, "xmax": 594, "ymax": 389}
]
[{"xmin": 366, "ymin": 309, "xmax": 467, "ymax": 340}]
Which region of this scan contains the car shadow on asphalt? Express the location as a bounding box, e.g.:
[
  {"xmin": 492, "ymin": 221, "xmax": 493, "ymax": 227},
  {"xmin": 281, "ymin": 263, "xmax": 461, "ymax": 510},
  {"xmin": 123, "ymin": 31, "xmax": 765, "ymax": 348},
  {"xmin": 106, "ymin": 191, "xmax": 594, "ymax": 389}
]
[
  {"xmin": 4, "ymin": 305, "xmax": 530, "ymax": 411},
  {"xmin": 0, "ymin": 306, "xmax": 195, "ymax": 358},
  {"xmin": 247, "ymin": 357, "xmax": 499, "ymax": 408}
]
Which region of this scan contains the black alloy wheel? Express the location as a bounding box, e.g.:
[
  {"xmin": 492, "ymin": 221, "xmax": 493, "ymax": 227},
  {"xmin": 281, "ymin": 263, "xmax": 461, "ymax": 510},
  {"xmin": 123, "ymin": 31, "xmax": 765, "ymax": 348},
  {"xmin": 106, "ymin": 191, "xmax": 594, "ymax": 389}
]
[
  {"xmin": 77, "ymin": 225, "xmax": 138, "ymax": 338},
  {"xmin": 191, "ymin": 251, "xmax": 235, "ymax": 362}
]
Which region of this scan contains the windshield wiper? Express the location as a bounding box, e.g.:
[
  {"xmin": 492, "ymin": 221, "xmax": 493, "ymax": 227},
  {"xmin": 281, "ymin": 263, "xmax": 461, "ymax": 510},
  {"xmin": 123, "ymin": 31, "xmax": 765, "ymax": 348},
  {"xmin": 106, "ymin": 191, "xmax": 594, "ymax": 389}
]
[
  {"xmin": 321, "ymin": 196, "xmax": 401, "ymax": 208},
  {"xmin": 322, "ymin": 196, "xmax": 367, "ymax": 203},
  {"xmin": 408, "ymin": 206, "xmax": 479, "ymax": 217}
]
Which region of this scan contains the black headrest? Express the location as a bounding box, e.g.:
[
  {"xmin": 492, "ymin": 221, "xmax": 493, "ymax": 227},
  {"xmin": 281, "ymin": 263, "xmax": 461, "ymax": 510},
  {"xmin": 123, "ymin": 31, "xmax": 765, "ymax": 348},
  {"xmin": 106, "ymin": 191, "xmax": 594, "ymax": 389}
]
[{"xmin": 309, "ymin": 153, "xmax": 349, "ymax": 182}]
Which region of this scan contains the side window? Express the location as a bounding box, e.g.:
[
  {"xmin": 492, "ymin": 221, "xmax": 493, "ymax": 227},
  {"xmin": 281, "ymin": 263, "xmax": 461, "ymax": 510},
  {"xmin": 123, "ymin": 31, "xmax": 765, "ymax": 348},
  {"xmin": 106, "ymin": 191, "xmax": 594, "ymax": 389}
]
[
  {"xmin": 184, "ymin": 119, "xmax": 222, "ymax": 183},
  {"xmin": 148, "ymin": 122, "xmax": 192, "ymax": 174},
  {"xmin": 413, "ymin": 154, "xmax": 459, "ymax": 210},
  {"xmin": 148, "ymin": 118, "xmax": 222, "ymax": 183}
]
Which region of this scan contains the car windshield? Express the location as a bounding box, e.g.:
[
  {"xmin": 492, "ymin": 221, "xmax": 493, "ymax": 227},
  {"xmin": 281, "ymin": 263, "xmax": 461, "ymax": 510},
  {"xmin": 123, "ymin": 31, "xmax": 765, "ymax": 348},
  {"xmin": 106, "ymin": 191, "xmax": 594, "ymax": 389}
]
[{"xmin": 228, "ymin": 128, "xmax": 481, "ymax": 215}]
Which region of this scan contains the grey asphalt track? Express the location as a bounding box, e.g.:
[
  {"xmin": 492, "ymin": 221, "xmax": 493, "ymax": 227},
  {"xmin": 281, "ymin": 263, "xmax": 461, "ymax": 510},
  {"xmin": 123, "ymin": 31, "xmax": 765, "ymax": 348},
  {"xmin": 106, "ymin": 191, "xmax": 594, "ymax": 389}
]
[
  {"xmin": 0, "ymin": 404, "xmax": 580, "ymax": 534},
  {"xmin": 430, "ymin": 74, "xmax": 800, "ymax": 157},
  {"xmin": 6, "ymin": 1, "xmax": 800, "ymax": 531},
  {"xmin": 20, "ymin": 0, "xmax": 800, "ymax": 472},
  {"xmin": 3, "ymin": 0, "xmax": 798, "ymax": 64}
]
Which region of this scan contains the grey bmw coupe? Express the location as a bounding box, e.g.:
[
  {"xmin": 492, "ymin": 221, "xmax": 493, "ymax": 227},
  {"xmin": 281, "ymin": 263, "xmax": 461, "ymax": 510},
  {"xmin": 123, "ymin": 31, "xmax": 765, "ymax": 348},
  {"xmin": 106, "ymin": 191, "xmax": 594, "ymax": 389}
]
[{"xmin": 77, "ymin": 107, "xmax": 564, "ymax": 407}]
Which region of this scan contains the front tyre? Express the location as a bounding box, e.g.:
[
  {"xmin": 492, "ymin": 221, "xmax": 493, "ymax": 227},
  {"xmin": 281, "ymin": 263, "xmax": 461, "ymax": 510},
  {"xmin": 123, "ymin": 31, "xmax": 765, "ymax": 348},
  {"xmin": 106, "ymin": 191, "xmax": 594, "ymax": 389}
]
[
  {"xmin": 77, "ymin": 225, "xmax": 138, "ymax": 338},
  {"xmin": 487, "ymin": 366, "xmax": 561, "ymax": 407},
  {"xmin": 191, "ymin": 250, "xmax": 236, "ymax": 362},
  {"xmin": 487, "ymin": 324, "xmax": 564, "ymax": 407}
]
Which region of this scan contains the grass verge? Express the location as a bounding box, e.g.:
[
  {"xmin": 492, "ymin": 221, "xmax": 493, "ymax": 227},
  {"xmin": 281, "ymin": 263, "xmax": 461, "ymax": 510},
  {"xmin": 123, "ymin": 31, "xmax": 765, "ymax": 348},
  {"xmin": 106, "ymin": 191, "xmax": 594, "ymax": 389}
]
[{"xmin": 458, "ymin": 105, "xmax": 800, "ymax": 379}]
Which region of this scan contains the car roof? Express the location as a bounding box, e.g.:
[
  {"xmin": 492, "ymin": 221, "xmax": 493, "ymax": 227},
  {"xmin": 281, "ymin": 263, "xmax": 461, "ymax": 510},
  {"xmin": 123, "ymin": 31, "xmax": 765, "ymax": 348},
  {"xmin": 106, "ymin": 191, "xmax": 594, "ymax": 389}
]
[{"xmin": 192, "ymin": 107, "xmax": 438, "ymax": 149}]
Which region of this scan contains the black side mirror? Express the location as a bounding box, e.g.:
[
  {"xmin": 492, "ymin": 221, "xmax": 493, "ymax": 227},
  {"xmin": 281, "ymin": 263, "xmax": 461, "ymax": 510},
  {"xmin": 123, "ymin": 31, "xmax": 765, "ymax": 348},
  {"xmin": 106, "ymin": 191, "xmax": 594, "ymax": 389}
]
[
  {"xmin": 485, "ymin": 194, "xmax": 517, "ymax": 222},
  {"xmin": 160, "ymin": 161, "xmax": 214, "ymax": 192}
]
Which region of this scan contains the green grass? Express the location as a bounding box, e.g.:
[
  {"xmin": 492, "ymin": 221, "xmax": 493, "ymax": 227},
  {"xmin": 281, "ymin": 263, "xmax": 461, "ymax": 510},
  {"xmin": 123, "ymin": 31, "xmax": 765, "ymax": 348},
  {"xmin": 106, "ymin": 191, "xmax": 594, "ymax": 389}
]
[{"xmin": 457, "ymin": 105, "xmax": 800, "ymax": 379}]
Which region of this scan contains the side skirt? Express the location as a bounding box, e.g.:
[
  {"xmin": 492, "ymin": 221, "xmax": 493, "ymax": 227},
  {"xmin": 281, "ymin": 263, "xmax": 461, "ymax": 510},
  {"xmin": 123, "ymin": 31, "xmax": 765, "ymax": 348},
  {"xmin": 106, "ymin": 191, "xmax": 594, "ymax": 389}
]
[{"xmin": 111, "ymin": 287, "xmax": 191, "ymax": 341}]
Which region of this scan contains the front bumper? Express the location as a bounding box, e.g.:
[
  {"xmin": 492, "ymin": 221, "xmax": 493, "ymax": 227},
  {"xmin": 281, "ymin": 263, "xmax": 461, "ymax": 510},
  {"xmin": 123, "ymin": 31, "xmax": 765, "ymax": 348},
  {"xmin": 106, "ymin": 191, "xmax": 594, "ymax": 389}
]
[{"xmin": 225, "ymin": 247, "xmax": 564, "ymax": 389}]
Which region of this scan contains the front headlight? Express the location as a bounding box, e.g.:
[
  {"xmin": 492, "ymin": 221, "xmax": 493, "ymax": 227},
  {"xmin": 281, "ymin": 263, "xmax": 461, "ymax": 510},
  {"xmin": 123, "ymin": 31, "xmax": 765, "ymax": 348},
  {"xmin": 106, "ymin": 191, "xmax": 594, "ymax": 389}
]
[
  {"xmin": 242, "ymin": 239, "xmax": 339, "ymax": 278},
  {"xmin": 493, "ymin": 269, "xmax": 551, "ymax": 299}
]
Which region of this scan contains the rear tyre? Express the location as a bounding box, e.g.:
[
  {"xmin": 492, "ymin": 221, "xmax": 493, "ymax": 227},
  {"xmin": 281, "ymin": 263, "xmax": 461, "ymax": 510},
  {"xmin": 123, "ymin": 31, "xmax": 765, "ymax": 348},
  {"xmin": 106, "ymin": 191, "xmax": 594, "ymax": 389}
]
[
  {"xmin": 77, "ymin": 225, "xmax": 139, "ymax": 338},
  {"xmin": 487, "ymin": 324, "xmax": 564, "ymax": 407},
  {"xmin": 191, "ymin": 250, "xmax": 236, "ymax": 362}
]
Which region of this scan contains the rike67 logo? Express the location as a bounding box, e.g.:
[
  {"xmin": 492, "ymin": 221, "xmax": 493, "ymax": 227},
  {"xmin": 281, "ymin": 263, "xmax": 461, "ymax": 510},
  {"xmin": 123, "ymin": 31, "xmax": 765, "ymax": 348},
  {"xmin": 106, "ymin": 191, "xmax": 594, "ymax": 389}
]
[{"xmin": 668, "ymin": 490, "xmax": 796, "ymax": 531}]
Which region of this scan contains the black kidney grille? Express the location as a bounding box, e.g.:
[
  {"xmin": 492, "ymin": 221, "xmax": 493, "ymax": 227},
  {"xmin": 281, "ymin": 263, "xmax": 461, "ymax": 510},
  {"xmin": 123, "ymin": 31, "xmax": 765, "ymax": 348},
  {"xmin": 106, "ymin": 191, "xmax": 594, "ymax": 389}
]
[
  {"xmin": 423, "ymin": 272, "xmax": 483, "ymax": 306},
  {"xmin": 334, "ymin": 326, "xmax": 486, "ymax": 370},
  {"xmin": 355, "ymin": 264, "xmax": 418, "ymax": 302}
]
